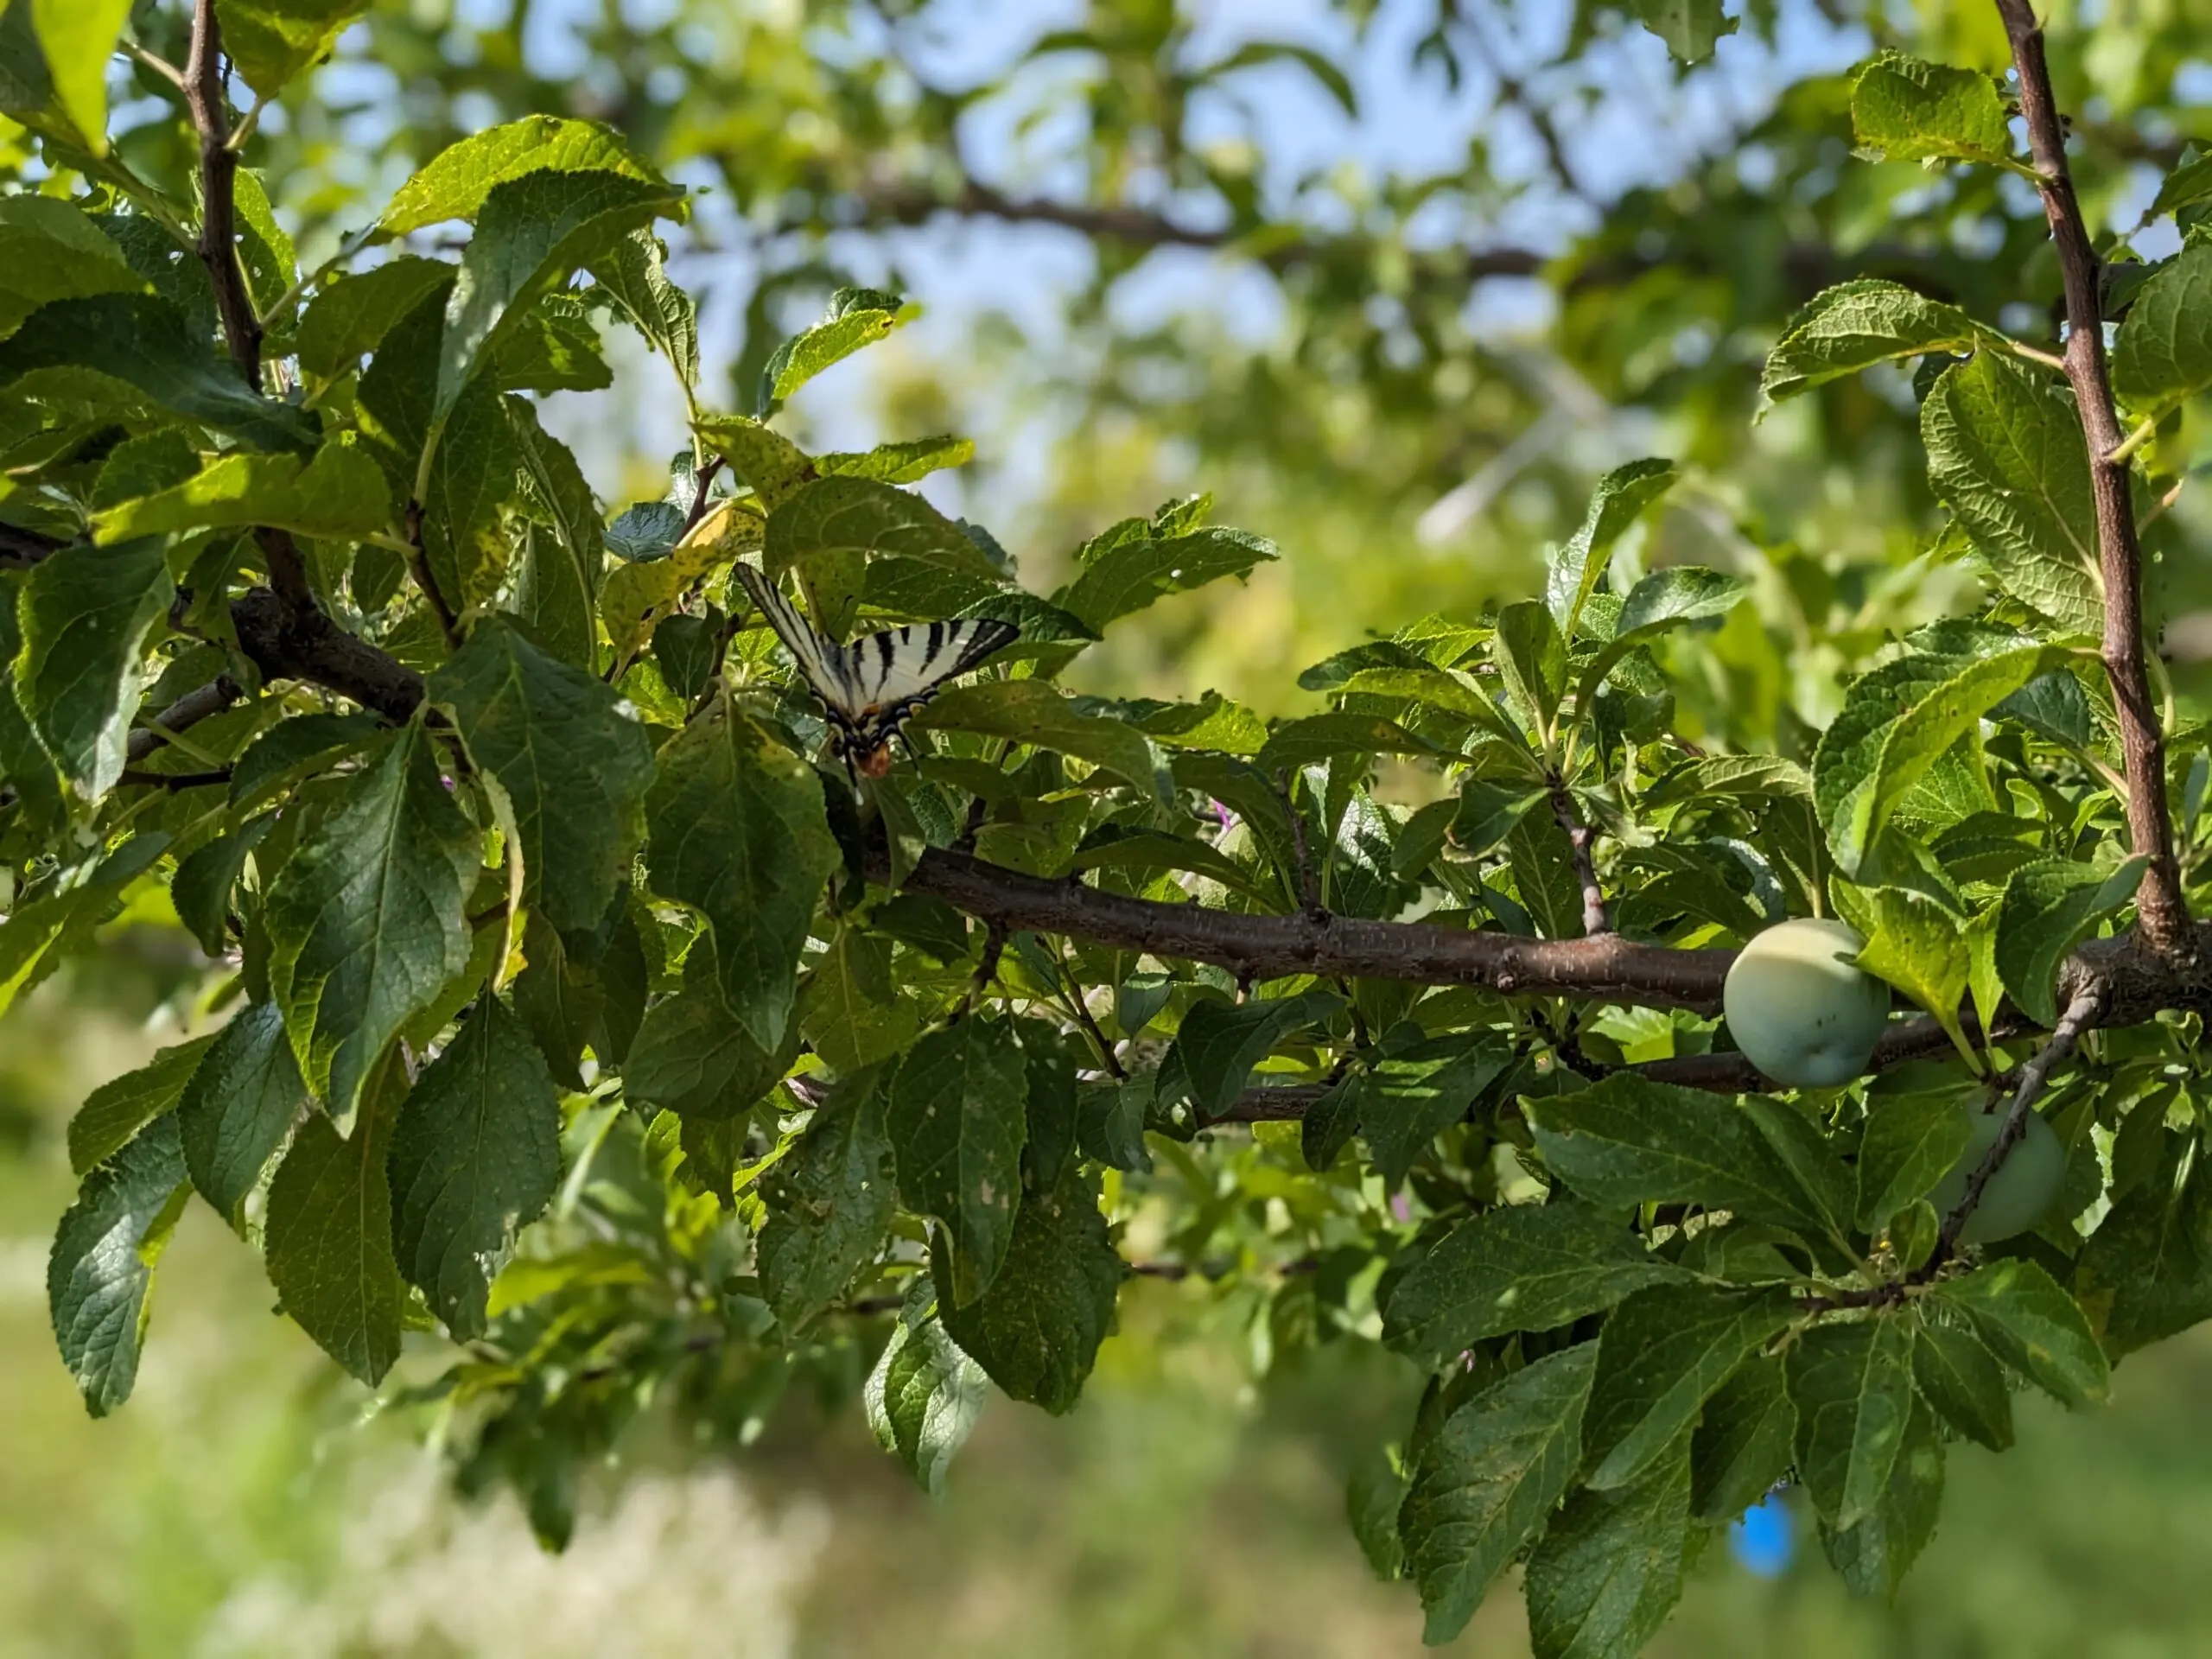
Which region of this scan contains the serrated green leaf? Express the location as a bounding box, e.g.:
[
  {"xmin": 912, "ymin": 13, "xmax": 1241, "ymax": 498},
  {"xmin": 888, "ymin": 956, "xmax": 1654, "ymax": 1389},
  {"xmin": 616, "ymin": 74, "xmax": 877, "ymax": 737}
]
[
  {"xmin": 171, "ymin": 816, "xmax": 273, "ymax": 957},
  {"xmin": 0, "ymin": 295, "xmax": 315, "ymax": 452},
  {"xmin": 589, "ymin": 228, "xmax": 698, "ymax": 390},
  {"xmin": 430, "ymin": 619, "xmax": 652, "ymax": 934},
  {"xmin": 2075, "ymin": 1129, "xmax": 2212, "ymax": 1356},
  {"xmin": 0, "ymin": 193, "xmax": 146, "ymax": 340},
  {"xmin": 1856, "ymin": 1075, "xmax": 1975, "ymax": 1230},
  {"xmin": 1582, "ymin": 1284, "xmax": 1796, "ymax": 1491},
  {"xmin": 1761, "ymin": 279, "xmax": 1985, "ymax": 403},
  {"xmin": 1571, "ymin": 566, "xmax": 1747, "ymax": 718},
  {"xmin": 1689, "ymin": 1355, "xmax": 1795, "ymax": 1523},
  {"xmin": 887, "ymin": 1018, "xmax": 1028, "ymax": 1306},
  {"xmin": 1935, "ymin": 1256, "xmax": 2108, "ymax": 1407},
  {"xmin": 623, "ymin": 954, "xmax": 792, "ymax": 1119},
  {"xmin": 1911, "ymin": 1312, "xmax": 2013, "ymax": 1450},
  {"xmin": 759, "ymin": 1067, "xmax": 895, "ymax": 1328},
  {"xmin": 176, "ymin": 1001, "xmax": 307, "ymax": 1216},
  {"xmin": 1526, "ymin": 1074, "xmax": 1851, "ymax": 1255},
  {"xmin": 263, "ymin": 1077, "xmax": 405, "ymax": 1384},
  {"xmin": 1058, "ymin": 526, "xmax": 1275, "ymax": 630},
  {"xmin": 758, "ymin": 286, "xmax": 912, "ymax": 412},
  {"xmin": 1253, "ymin": 712, "xmax": 1447, "ymax": 773},
  {"xmin": 14, "ymin": 536, "xmax": 172, "ymax": 799},
  {"xmin": 1156, "ymin": 990, "xmax": 1339, "ymax": 1122},
  {"xmin": 911, "ymin": 680, "xmax": 1169, "ymax": 800},
  {"xmin": 696, "ymin": 414, "xmax": 817, "ymax": 510},
  {"xmin": 379, "ymin": 116, "xmax": 661, "ymax": 234},
  {"xmin": 48, "ymin": 1113, "xmax": 188, "ymax": 1417},
  {"xmin": 820, "ymin": 435, "xmax": 975, "ymax": 487},
  {"xmin": 1851, "ymin": 50, "xmax": 2014, "ymax": 168},
  {"xmin": 1363, "ymin": 1032, "xmax": 1514, "ymax": 1188},
  {"xmin": 28, "ymin": 0, "xmax": 130, "ymax": 153},
  {"xmin": 0, "ymin": 834, "xmax": 167, "ymax": 1019},
  {"xmin": 2111, "ymin": 246, "xmax": 2212, "ymax": 418},
  {"xmin": 932, "ymin": 1160, "xmax": 1120, "ymax": 1414},
  {"xmin": 1994, "ymin": 855, "xmax": 2145, "ymax": 1026},
  {"xmin": 1819, "ymin": 1394, "xmax": 1945, "ymax": 1603},
  {"xmin": 385, "ymin": 996, "xmax": 561, "ymax": 1340},
  {"xmin": 1643, "ymin": 753, "xmax": 1811, "ymax": 810},
  {"xmin": 1382, "ymin": 1201, "xmax": 1688, "ymax": 1372},
  {"xmin": 295, "ymin": 256, "xmax": 453, "ymax": 382},
  {"xmin": 866, "ymin": 1278, "xmax": 988, "ymax": 1497},
  {"xmin": 1523, "ymin": 1442, "xmax": 1692, "ymax": 1659},
  {"xmin": 1399, "ymin": 1341, "xmax": 1596, "ymax": 1645},
  {"xmin": 1494, "ymin": 600, "xmax": 1567, "ymax": 735},
  {"xmin": 1854, "ymin": 885, "xmax": 1974, "ymax": 1062},
  {"xmin": 1544, "ymin": 458, "xmax": 1677, "ymax": 636},
  {"xmin": 763, "ymin": 474, "xmax": 1001, "ymax": 584},
  {"xmin": 436, "ymin": 168, "xmax": 681, "ymax": 418},
  {"xmin": 1922, "ymin": 351, "xmax": 2101, "ymax": 637},
  {"xmin": 213, "ymin": 0, "xmax": 372, "ymax": 96},
  {"xmin": 92, "ymin": 442, "xmax": 391, "ymax": 544},
  {"xmin": 1346, "ymin": 1444, "xmax": 1408, "ymax": 1580},
  {"xmin": 264, "ymin": 723, "xmax": 480, "ymax": 1119},
  {"xmin": 1630, "ymin": 0, "xmax": 1734, "ymax": 62},
  {"xmin": 504, "ymin": 397, "xmax": 605, "ymax": 669},
  {"xmin": 1789, "ymin": 1317, "xmax": 1916, "ymax": 1529},
  {"xmin": 645, "ymin": 702, "xmax": 836, "ymax": 1051},
  {"xmin": 66, "ymin": 1034, "xmax": 216, "ymax": 1176}
]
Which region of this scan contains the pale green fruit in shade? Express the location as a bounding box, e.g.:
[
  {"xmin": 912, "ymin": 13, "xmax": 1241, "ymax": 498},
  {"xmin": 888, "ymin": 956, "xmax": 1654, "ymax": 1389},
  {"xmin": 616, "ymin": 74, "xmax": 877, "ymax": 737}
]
[
  {"xmin": 1722, "ymin": 918, "xmax": 1891, "ymax": 1087},
  {"xmin": 1928, "ymin": 1109, "xmax": 2066, "ymax": 1245}
]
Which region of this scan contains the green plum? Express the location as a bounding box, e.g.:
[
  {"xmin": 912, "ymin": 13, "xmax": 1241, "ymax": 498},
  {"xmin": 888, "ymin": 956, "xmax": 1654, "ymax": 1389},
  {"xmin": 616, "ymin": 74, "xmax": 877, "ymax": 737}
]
[
  {"xmin": 1722, "ymin": 918, "xmax": 1891, "ymax": 1088},
  {"xmin": 1927, "ymin": 1109, "xmax": 2066, "ymax": 1245}
]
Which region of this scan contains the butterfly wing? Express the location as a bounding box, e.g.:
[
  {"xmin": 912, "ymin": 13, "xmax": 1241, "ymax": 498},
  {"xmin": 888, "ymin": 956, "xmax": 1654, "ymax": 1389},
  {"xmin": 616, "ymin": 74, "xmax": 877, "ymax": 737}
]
[
  {"xmin": 734, "ymin": 563, "xmax": 861, "ymax": 722},
  {"xmin": 842, "ymin": 616, "xmax": 1021, "ymax": 751}
]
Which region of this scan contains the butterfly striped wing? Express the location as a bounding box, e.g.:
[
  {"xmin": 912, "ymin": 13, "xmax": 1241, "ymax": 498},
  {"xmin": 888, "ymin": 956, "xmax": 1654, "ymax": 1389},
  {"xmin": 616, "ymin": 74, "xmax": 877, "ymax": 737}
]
[{"xmin": 735, "ymin": 564, "xmax": 1018, "ymax": 768}]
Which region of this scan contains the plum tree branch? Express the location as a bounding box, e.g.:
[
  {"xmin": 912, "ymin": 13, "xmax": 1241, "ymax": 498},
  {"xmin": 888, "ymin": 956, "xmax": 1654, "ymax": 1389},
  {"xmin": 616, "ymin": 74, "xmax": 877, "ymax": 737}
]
[
  {"xmin": 1995, "ymin": 0, "xmax": 2188, "ymax": 953},
  {"xmin": 1548, "ymin": 787, "xmax": 1610, "ymax": 937}
]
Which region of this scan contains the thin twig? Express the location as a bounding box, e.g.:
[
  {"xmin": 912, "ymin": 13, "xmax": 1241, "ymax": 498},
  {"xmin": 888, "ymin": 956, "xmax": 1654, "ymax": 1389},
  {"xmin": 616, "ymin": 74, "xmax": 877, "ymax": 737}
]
[
  {"xmin": 120, "ymin": 39, "xmax": 188, "ymax": 92},
  {"xmin": 401, "ymin": 502, "xmax": 464, "ymax": 650},
  {"xmin": 677, "ymin": 455, "xmax": 726, "ymax": 539},
  {"xmin": 182, "ymin": 0, "xmax": 263, "ymax": 389},
  {"xmin": 118, "ymin": 768, "xmax": 232, "ymax": 790},
  {"xmin": 1548, "ymin": 785, "xmax": 1610, "ymax": 936},
  {"xmin": 1995, "ymin": 0, "xmax": 2188, "ymax": 950}
]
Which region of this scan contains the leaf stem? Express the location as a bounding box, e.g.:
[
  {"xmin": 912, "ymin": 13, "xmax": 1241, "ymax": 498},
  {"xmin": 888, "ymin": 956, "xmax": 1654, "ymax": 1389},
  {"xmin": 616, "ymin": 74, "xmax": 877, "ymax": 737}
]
[{"xmin": 2107, "ymin": 415, "xmax": 2159, "ymax": 466}]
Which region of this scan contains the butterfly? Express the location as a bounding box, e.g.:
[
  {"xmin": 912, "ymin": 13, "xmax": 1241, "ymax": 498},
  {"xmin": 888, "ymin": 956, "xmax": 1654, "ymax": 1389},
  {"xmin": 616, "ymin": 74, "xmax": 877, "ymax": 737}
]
[{"xmin": 735, "ymin": 563, "xmax": 1019, "ymax": 779}]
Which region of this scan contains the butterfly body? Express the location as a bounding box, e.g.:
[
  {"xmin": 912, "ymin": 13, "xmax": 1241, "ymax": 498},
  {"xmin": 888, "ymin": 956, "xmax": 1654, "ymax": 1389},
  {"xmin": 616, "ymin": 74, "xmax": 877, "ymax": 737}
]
[{"xmin": 736, "ymin": 564, "xmax": 1017, "ymax": 777}]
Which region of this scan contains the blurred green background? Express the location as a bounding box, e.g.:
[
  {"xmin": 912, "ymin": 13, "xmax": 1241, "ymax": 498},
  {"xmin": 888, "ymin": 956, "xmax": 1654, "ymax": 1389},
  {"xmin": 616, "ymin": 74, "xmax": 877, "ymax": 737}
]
[{"xmin": 11, "ymin": 0, "xmax": 2212, "ymax": 1651}]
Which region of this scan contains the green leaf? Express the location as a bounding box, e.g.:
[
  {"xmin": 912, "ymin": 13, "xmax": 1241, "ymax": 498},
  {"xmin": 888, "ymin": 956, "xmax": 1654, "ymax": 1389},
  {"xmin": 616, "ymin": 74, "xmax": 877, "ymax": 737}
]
[
  {"xmin": 623, "ymin": 955, "xmax": 793, "ymax": 1119},
  {"xmin": 1494, "ymin": 600, "xmax": 1567, "ymax": 735},
  {"xmin": 1571, "ymin": 567, "xmax": 1748, "ymax": 717},
  {"xmin": 820, "ymin": 435, "xmax": 976, "ymax": 488},
  {"xmin": 1629, "ymin": 0, "xmax": 1735, "ymax": 63},
  {"xmin": 1993, "ymin": 855, "xmax": 2145, "ymax": 1027},
  {"xmin": 386, "ymin": 996, "xmax": 563, "ymax": 1340},
  {"xmin": 1381, "ymin": 1202, "xmax": 1688, "ymax": 1373},
  {"xmin": 763, "ymin": 474, "xmax": 1001, "ymax": 584},
  {"xmin": 1689, "ymin": 1356, "xmax": 1796, "ymax": 1524},
  {"xmin": 1301, "ymin": 1070, "xmax": 1363, "ymax": 1172},
  {"xmin": 227, "ymin": 711, "xmax": 380, "ymax": 809},
  {"xmin": 887, "ymin": 1019, "xmax": 1029, "ymax": 1306},
  {"xmin": 1819, "ymin": 1394, "xmax": 1945, "ymax": 1604},
  {"xmin": 1934, "ymin": 1257, "xmax": 2109, "ymax": 1408},
  {"xmin": 0, "ymin": 295, "xmax": 316, "ymax": 452},
  {"xmin": 48, "ymin": 1113, "xmax": 188, "ymax": 1417},
  {"xmin": 436, "ymin": 168, "xmax": 682, "ymax": 419},
  {"xmin": 1643, "ymin": 753, "xmax": 1811, "ymax": 810},
  {"xmin": 2152, "ymin": 152, "xmax": 2212, "ymax": 220},
  {"xmin": 2109, "ymin": 246, "xmax": 2212, "ymax": 418},
  {"xmin": 264, "ymin": 723, "xmax": 480, "ymax": 1120},
  {"xmin": 1252, "ymin": 712, "xmax": 1447, "ymax": 773},
  {"xmin": 2075, "ymin": 1129, "xmax": 2212, "ymax": 1357},
  {"xmin": 1853, "ymin": 885, "xmax": 1974, "ymax": 1061},
  {"xmin": 1582, "ymin": 1284, "xmax": 1796, "ymax": 1491},
  {"xmin": 0, "ymin": 196, "xmax": 145, "ymax": 340},
  {"xmin": 92, "ymin": 442, "xmax": 392, "ymax": 544},
  {"xmin": 1526, "ymin": 1074, "xmax": 1852, "ymax": 1256},
  {"xmin": 295, "ymin": 256, "xmax": 454, "ymax": 382},
  {"xmin": 13, "ymin": 536, "xmax": 172, "ymax": 799},
  {"xmin": 758, "ymin": 286, "xmax": 912, "ymax": 412},
  {"xmin": 801, "ymin": 927, "xmax": 921, "ymax": 1073},
  {"xmin": 1911, "ymin": 1312, "xmax": 2014, "ymax": 1450},
  {"xmin": 589, "ymin": 228, "xmax": 698, "ymax": 390},
  {"xmin": 1346, "ymin": 1445, "xmax": 1408, "ymax": 1580},
  {"xmin": 1522, "ymin": 1444, "xmax": 1692, "ymax": 1659},
  {"xmin": 1545, "ymin": 457, "xmax": 1677, "ymax": 635},
  {"xmin": 171, "ymin": 817, "xmax": 273, "ymax": 957},
  {"xmin": 378, "ymin": 116, "xmax": 662, "ymax": 235},
  {"xmin": 1399, "ymin": 1342, "xmax": 1597, "ymax": 1645},
  {"xmin": 933, "ymin": 1160, "xmax": 1120, "ymax": 1414},
  {"xmin": 645, "ymin": 702, "xmax": 836, "ymax": 1051},
  {"xmin": 504, "ymin": 397, "xmax": 606, "ymax": 670},
  {"xmin": 1856, "ymin": 1072, "xmax": 1975, "ymax": 1231},
  {"xmin": 1363, "ymin": 1033, "xmax": 1514, "ymax": 1189},
  {"xmin": 1058, "ymin": 526, "xmax": 1276, "ymax": 630},
  {"xmin": 866, "ymin": 1278, "xmax": 988, "ymax": 1498},
  {"xmin": 911, "ymin": 681, "xmax": 1169, "ymax": 801},
  {"xmin": 66, "ymin": 1034, "xmax": 216, "ymax": 1176},
  {"xmin": 214, "ymin": 0, "xmax": 372, "ymax": 95},
  {"xmin": 176, "ymin": 1001, "xmax": 307, "ymax": 1216},
  {"xmin": 1451, "ymin": 779, "xmax": 1550, "ymax": 859},
  {"xmin": 1851, "ymin": 50, "xmax": 2015, "ymax": 168},
  {"xmin": 1922, "ymin": 351, "xmax": 2101, "ymax": 637},
  {"xmin": 1156, "ymin": 990, "xmax": 1339, "ymax": 1122},
  {"xmin": 27, "ymin": 0, "xmax": 130, "ymax": 154},
  {"xmin": 758, "ymin": 1067, "xmax": 896, "ymax": 1329},
  {"xmin": 1761, "ymin": 279, "xmax": 1985, "ymax": 403},
  {"xmin": 696, "ymin": 415, "xmax": 817, "ymax": 510},
  {"xmin": 1788, "ymin": 1317, "xmax": 1917, "ymax": 1529},
  {"xmin": 263, "ymin": 1078, "xmax": 405, "ymax": 1385},
  {"xmin": 0, "ymin": 834, "xmax": 167, "ymax": 1019},
  {"xmin": 429, "ymin": 619, "xmax": 652, "ymax": 935}
]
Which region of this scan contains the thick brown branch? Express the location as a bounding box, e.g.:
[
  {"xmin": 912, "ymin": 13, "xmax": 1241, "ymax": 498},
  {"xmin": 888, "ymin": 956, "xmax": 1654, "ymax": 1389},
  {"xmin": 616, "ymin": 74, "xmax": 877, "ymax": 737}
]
[
  {"xmin": 229, "ymin": 588, "xmax": 426, "ymax": 723},
  {"xmin": 893, "ymin": 845, "xmax": 1733, "ymax": 1011},
  {"xmin": 1996, "ymin": 0, "xmax": 2187, "ymax": 951}
]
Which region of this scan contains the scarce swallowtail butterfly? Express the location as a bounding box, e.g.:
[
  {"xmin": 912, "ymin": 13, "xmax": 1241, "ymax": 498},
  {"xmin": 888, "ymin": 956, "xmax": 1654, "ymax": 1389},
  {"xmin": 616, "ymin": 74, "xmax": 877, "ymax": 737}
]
[{"xmin": 735, "ymin": 563, "xmax": 1019, "ymax": 779}]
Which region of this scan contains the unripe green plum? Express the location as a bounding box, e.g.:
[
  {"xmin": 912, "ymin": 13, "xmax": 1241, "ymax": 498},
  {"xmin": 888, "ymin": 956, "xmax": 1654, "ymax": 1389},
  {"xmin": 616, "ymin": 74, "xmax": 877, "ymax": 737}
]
[
  {"xmin": 1927, "ymin": 1109, "xmax": 2066, "ymax": 1245},
  {"xmin": 1722, "ymin": 918, "xmax": 1891, "ymax": 1088}
]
